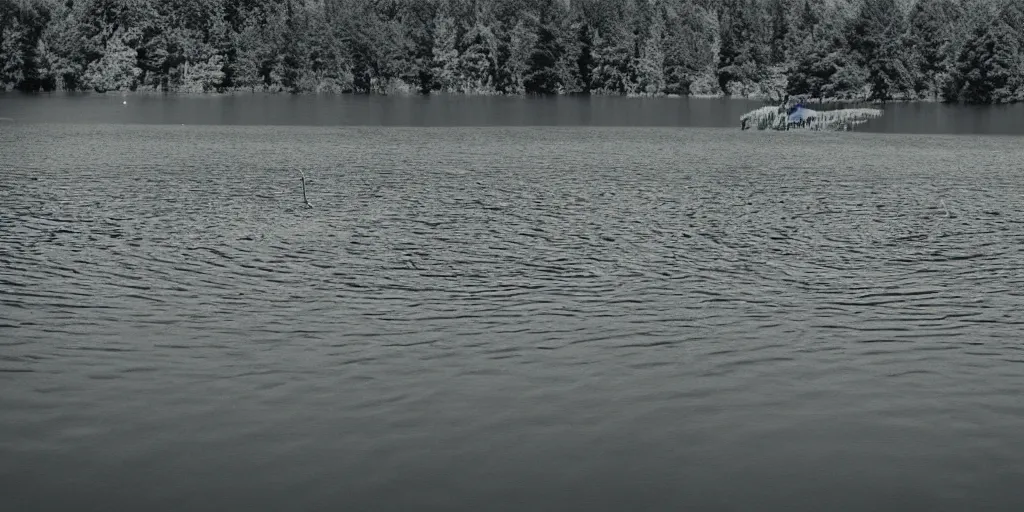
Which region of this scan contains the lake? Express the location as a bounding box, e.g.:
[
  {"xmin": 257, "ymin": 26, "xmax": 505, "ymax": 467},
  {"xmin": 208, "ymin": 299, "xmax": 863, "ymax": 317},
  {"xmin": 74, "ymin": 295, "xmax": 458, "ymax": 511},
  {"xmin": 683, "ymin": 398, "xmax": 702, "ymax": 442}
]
[
  {"xmin": 2, "ymin": 93, "xmax": 1024, "ymax": 511},
  {"xmin": 3, "ymin": 92, "xmax": 1024, "ymax": 134}
]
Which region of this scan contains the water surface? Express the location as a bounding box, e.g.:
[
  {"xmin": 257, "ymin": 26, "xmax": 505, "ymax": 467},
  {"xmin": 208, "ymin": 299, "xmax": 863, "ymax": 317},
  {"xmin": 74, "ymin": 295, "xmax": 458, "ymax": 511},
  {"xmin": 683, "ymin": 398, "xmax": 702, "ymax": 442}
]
[
  {"xmin": 2, "ymin": 119, "xmax": 1024, "ymax": 511},
  {"xmin": 2, "ymin": 92, "xmax": 1024, "ymax": 135}
]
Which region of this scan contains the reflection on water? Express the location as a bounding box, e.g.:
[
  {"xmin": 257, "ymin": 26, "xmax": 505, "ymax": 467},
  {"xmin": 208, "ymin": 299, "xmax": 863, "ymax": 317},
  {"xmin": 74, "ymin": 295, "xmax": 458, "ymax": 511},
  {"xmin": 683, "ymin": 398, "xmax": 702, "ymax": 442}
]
[
  {"xmin": 1, "ymin": 123, "xmax": 1024, "ymax": 511},
  {"xmin": 2, "ymin": 92, "xmax": 1024, "ymax": 135}
]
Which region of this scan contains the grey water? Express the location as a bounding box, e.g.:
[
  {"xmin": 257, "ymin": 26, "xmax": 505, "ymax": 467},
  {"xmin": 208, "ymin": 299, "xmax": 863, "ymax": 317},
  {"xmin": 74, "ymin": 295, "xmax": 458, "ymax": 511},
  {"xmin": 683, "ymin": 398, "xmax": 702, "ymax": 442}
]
[
  {"xmin": 2, "ymin": 94, "xmax": 1024, "ymax": 511},
  {"xmin": 3, "ymin": 92, "xmax": 1024, "ymax": 134}
]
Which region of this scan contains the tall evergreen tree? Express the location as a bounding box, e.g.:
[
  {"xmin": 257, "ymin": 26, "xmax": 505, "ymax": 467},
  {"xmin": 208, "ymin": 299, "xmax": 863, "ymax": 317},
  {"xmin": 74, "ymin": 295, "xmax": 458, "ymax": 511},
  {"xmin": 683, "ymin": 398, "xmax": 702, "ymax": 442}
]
[
  {"xmin": 906, "ymin": 0, "xmax": 964, "ymax": 99},
  {"xmin": 947, "ymin": 0, "xmax": 1024, "ymax": 103},
  {"xmin": 717, "ymin": 0, "xmax": 769, "ymax": 95},
  {"xmin": 848, "ymin": 0, "xmax": 914, "ymax": 100}
]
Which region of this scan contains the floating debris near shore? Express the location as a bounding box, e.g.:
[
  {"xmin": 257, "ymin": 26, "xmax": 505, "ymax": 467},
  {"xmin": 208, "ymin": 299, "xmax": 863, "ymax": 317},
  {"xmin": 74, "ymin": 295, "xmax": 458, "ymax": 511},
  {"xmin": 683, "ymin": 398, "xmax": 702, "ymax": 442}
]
[{"xmin": 741, "ymin": 98, "xmax": 883, "ymax": 132}]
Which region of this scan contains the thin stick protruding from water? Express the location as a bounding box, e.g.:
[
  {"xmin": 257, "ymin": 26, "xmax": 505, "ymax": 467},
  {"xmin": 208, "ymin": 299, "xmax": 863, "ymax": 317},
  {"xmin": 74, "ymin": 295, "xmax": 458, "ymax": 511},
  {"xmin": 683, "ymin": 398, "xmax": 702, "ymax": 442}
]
[{"xmin": 299, "ymin": 170, "xmax": 313, "ymax": 209}]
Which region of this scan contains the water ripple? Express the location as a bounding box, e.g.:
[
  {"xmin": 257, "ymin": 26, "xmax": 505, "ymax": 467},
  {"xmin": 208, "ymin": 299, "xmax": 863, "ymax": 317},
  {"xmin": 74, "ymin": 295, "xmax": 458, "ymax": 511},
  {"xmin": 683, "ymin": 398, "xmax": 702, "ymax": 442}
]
[{"xmin": 2, "ymin": 124, "xmax": 1024, "ymax": 508}]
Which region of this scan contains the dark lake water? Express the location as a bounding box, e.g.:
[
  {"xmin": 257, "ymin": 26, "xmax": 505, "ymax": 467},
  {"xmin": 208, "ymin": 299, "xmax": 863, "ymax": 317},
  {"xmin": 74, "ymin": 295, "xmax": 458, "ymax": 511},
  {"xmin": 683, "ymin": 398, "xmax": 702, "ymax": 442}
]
[
  {"xmin": 3, "ymin": 92, "xmax": 1024, "ymax": 134},
  {"xmin": 2, "ymin": 94, "xmax": 1024, "ymax": 511}
]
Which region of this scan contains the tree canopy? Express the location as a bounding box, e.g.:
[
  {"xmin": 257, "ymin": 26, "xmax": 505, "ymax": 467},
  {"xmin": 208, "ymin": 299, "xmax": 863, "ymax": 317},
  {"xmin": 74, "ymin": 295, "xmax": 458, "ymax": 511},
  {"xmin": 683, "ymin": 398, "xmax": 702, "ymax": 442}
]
[{"xmin": 1, "ymin": 0, "xmax": 1021, "ymax": 103}]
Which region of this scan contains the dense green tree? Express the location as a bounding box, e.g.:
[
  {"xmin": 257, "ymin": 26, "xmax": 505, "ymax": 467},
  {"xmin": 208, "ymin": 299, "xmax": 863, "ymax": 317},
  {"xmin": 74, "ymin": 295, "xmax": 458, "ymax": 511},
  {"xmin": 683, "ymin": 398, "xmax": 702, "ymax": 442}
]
[
  {"xmin": 946, "ymin": 0, "xmax": 1024, "ymax": 103},
  {"xmin": 717, "ymin": 0, "xmax": 770, "ymax": 95},
  {"xmin": 766, "ymin": 0, "xmax": 791, "ymax": 64},
  {"xmin": 847, "ymin": 0, "xmax": 913, "ymax": 100},
  {"xmin": 572, "ymin": 21, "xmax": 593, "ymax": 93},
  {"xmin": 430, "ymin": 9, "xmax": 460, "ymax": 91},
  {"xmin": 522, "ymin": 0, "xmax": 564, "ymax": 94},
  {"xmin": 458, "ymin": 19, "xmax": 498, "ymax": 93},
  {"xmin": 906, "ymin": 0, "xmax": 964, "ymax": 99},
  {"xmin": 787, "ymin": 16, "xmax": 867, "ymax": 100},
  {"xmin": 586, "ymin": 0, "xmax": 637, "ymax": 94},
  {"xmin": 0, "ymin": 0, "xmax": 1018, "ymax": 104},
  {"xmin": 34, "ymin": 2, "xmax": 84, "ymax": 90},
  {"xmin": 632, "ymin": 5, "xmax": 665, "ymax": 95},
  {"xmin": 1, "ymin": 12, "xmax": 28, "ymax": 89}
]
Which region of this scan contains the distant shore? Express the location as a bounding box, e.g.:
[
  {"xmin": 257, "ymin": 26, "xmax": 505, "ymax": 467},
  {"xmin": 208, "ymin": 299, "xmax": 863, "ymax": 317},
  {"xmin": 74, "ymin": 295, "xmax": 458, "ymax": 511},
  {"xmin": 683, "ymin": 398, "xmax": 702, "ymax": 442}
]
[
  {"xmin": 4, "ymin": 88, "xmax": 945, "ymax": 107},
  {"xmin": 4, "ymin": 0, "xmax": 1022, "ymax": 107}
]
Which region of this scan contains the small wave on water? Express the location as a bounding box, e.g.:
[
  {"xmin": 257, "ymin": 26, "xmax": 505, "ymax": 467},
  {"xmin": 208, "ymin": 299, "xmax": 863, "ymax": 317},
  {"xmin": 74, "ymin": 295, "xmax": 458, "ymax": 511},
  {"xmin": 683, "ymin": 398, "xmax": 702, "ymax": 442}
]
[{"xmin": 1, "ymin": 124, "xmax": 1023, "ymax": 510}]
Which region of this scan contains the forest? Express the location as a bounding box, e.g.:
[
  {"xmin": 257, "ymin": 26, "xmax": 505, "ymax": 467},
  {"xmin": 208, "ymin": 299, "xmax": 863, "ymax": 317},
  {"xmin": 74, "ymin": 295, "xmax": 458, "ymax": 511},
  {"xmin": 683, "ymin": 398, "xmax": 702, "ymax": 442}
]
[{"xmin": 1, "ymin": 0, "xmax": 1022, "ymax": 103}]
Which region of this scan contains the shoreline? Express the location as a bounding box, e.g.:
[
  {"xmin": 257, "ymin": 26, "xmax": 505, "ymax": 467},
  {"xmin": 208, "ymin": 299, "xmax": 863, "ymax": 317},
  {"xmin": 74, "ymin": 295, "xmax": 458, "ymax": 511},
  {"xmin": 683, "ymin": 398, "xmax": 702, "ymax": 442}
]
[{"xmin": 0, "ymin": 89, "xmax": 957, "ymax": 106}]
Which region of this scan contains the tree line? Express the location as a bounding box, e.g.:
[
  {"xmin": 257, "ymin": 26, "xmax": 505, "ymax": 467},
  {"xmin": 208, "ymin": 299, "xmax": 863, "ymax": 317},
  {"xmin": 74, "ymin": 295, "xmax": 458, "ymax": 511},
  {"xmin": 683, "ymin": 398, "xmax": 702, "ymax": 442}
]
[{"xmin": 1, "ymin": 0, "xmax": 1022, "ymax": 103}]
